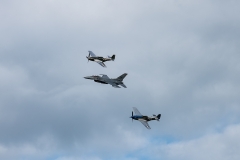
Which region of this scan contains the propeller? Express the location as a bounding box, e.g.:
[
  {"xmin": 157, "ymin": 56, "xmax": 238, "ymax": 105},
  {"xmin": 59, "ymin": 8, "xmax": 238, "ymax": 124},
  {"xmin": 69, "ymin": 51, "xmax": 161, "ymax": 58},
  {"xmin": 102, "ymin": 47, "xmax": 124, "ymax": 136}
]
[
  {"xmin": 132, "ymin": 111, "xmax": 133, "ymax": 122},
  {"xmin": 87, "ymin": 53, "xmax": 90, "ymax": 62}
]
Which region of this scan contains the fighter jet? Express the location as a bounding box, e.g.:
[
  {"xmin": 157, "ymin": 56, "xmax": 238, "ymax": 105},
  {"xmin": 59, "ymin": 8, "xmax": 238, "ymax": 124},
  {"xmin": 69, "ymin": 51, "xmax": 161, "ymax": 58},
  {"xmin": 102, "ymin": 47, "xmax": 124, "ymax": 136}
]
[
  {"xmin": 84, "ymin": 73, "xmax": 127, "ymax": 88},
  {"xmin": 130, "ymin": 107, "xmax": 161, "ymax": 129},
  {"xmin": 86, "ymin": 51, "xmax": 115, "ymax": 67}
]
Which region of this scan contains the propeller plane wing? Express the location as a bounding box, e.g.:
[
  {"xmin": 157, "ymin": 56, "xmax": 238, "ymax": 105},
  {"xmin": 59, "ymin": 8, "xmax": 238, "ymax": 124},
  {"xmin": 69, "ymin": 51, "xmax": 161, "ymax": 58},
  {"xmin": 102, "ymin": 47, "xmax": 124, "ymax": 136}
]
[{"xmin": 139, "ymin": 120, "xmax": 151, "ymax": 129}]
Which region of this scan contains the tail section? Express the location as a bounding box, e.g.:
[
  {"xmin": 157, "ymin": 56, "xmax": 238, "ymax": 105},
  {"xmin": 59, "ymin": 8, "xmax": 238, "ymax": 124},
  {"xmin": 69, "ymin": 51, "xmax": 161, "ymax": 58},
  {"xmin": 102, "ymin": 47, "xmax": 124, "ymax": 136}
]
[
  {"xmin": 157, "ymin": 114, "xmax": 161, "ymax": 121},
  {"xmin": 116, "ymin": 73, "xmax": 127, "ymax": 81},
  {"xmin": 86, "ymin": 52, "xmax": 90, "ymax": 62},
  {"xmin": 108, "ymin": 55, "xmax": 115, "ymax": 61},
  {"xmin": 111, "ymin": 55, "xmax": 115, "ymax": 61}
]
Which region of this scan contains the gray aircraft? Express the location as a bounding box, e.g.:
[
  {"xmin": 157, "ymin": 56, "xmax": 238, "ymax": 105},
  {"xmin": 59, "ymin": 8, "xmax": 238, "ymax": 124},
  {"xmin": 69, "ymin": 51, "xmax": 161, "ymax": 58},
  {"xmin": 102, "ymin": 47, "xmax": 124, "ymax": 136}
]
[
  {"xmin": 130, "ymin": 107, "xmax": 161, "ymax": 129},
  {"xmin": 84, "ymin": 73, "xmax": 127, "ymax": 88},
  {"xmin": 86, "ymin": 51, "xmax": 115, "ymax": 67}
]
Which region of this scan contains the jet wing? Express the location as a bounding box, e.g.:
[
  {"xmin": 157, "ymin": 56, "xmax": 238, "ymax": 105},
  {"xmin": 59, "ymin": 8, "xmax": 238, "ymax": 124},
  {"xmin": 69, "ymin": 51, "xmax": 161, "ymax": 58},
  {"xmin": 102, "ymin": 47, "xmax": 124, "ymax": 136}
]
[
  {"xmin": 139, "ymin": 120, "xmax": 151, "ymax": 129},
  {"xmin": 133, "ymin": 107, "xmax": 142, "ymax": 115},
  {"xmin": 97, "ymin": 61, "xmax": 106, "ymax": 67},
  {"xmin": 100, "ymin": 74, "xmax": 110, "ymax": 79},
  {"xmin": 88, "ymin": 51, "xmax": 96, "ymax": 57}
]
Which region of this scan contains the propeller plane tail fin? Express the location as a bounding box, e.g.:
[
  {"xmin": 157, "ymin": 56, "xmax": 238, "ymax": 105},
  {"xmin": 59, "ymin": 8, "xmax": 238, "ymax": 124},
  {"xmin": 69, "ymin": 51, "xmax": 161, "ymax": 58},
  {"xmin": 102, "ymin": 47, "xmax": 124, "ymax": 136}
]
[
  {"xmin": 157, "ymin": 114, "xmax": 161, "ymax": 121},
  {"xmin": 108, "ymin": 55, "xmax": 115, "ymax": 61},
  {"xmin": 111, "ymin": 55, "xmax": 115, "ymax": 61}
]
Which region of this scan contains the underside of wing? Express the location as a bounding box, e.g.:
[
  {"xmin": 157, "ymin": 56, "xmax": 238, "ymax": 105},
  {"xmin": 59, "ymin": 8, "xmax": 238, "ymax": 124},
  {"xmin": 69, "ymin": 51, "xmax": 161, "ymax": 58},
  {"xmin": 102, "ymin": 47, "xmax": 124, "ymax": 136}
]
[
  {"xmin": 112, "ymin": 85, "xmax": 120, "ymax": 88},
  {"xmin": 119, "ymin": 84, "xmax": 127, "ymax": 88},
  {"xmin": 88, "ymin": 51, "xmax": 96, "ymax": 57},
  {"xmin": 107, "ymin": 81, "xmax": 120, "ymax": 88},
  {"xmin": 133, "ymin": 107, "xmax": 142, "ymax": 115},
  {"xmin": 139, "ymin": 120, "xmax": 151, "ymax": 129},
  {"xmin": 97, "ymin": 61, "xmax": 106, "ymax": 67}
]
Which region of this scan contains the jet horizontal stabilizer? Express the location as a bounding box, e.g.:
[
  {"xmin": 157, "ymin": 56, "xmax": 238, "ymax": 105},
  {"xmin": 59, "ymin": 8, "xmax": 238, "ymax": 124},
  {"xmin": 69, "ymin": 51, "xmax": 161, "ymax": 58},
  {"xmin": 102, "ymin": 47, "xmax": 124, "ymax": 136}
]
[
  {"xmin": 119, "ymin": 84, "xmax": 127, "ymax": 88},
  {"xmin": 112, "ymin": 85, "xmax": 120, "ymax": 88}
]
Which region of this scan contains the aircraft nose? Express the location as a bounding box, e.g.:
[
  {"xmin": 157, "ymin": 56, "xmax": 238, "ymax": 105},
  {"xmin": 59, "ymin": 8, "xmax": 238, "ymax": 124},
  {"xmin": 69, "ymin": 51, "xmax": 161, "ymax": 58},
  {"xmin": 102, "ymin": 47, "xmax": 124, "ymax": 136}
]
[{"xmin": 84, "ymin": 76, "xmax": 93, "ymax": 79}]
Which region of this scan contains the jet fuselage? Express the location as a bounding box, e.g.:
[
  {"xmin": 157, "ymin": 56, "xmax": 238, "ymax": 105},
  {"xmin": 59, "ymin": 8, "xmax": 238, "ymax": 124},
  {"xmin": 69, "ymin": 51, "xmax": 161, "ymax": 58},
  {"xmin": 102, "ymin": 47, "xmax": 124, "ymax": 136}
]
[{"xmin": 84, "ymin": 73, "xmax": 127, "ymax": 88}]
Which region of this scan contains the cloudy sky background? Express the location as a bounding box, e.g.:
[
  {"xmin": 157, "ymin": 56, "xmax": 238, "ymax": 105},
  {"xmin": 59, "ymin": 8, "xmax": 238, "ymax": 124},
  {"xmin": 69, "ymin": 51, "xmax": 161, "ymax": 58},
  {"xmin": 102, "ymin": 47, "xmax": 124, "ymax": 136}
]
[{"xmin": 1, "ymin": 0, "xmax": 240, "ymax": 159}]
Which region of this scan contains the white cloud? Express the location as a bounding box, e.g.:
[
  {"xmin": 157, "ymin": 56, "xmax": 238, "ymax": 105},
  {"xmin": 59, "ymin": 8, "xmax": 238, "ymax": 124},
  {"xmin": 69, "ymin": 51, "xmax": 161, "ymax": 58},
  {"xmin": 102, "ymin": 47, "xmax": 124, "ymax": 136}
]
[{"xmin": 149, "ymin": 124, "xmax": 240, "ymax": 160}]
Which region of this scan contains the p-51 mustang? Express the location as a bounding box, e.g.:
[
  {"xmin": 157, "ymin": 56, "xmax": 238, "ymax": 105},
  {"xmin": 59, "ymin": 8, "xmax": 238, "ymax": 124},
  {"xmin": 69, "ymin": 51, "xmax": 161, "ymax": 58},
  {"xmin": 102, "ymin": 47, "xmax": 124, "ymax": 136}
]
[
  {"xmin": 86, "ymin": 51, "xmax": 115, "ymax": 67},
  {"xmin": 84, "ymin": 73, "xmax": 127, "ymax": 88},
  {"xmin": 130, "ymin": 107, "xmax": 161, "ymax": 129}
]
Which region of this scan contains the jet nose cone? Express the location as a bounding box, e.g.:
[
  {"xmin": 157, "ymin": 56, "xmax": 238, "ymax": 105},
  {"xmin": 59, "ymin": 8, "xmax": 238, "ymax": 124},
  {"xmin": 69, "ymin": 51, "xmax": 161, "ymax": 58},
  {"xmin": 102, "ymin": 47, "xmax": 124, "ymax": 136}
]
[{"xmin": 84, "ymin": 76, "xmax": 93, "ymax": 79}]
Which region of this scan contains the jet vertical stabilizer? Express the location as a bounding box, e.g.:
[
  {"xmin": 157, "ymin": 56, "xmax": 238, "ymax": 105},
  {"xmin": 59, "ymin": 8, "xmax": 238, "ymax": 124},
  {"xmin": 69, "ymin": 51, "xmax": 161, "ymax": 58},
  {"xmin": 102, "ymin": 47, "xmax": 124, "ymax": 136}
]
[{"xmin": 116, "ymin": 73, "xmax": 127, "ymax": 81}]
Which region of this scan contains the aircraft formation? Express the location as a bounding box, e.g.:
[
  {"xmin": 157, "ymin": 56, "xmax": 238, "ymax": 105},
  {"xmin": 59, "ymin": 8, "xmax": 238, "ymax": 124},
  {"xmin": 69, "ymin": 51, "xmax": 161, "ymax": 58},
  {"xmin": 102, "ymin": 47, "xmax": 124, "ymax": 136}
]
[{"xmin": 84, "ymin": 51, "xmax": 161, "ymax": 129}]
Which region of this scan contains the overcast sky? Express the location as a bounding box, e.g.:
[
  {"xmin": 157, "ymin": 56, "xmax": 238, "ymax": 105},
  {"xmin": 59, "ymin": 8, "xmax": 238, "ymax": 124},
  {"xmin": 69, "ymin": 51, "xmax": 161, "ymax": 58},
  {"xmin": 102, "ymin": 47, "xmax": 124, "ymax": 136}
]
[{"xmin": 1, "ymin": 0, "xmax": 240, "ymax": 160}]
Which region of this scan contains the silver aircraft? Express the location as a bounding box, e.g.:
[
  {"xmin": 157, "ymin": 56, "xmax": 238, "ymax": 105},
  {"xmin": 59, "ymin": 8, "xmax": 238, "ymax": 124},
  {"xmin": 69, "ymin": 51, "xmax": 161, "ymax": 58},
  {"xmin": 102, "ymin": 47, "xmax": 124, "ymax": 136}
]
[
  {"xmin": 130, "ymin": 107, "xmax": 161, "ymax": 129},
  {"xmin": 84, "ymin": 73, "xmax": 127, "ymax": 88},
  {"xmin": 86, "ymin": 51, "xmax": 115, "ymax": 67}
]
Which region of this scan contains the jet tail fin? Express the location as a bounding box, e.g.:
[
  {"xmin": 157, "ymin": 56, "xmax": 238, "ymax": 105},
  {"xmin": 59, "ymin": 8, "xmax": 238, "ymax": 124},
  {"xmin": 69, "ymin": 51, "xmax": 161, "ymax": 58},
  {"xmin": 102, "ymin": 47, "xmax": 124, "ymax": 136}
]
[{"xmin": 116, "ymin": 73, "xmax": 127, "ymax": 81}]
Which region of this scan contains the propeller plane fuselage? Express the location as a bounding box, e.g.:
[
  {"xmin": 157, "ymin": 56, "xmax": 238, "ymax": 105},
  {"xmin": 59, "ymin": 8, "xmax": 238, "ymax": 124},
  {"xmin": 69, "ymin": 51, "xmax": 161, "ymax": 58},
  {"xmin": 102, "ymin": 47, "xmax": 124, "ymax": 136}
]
[
  {"xmin": 130, "ymin": 115, "xmax": 159, "ymax": 121},
  {"xmin": 87, "ymin": 56, "xmax": 112, "ymax": 62}
]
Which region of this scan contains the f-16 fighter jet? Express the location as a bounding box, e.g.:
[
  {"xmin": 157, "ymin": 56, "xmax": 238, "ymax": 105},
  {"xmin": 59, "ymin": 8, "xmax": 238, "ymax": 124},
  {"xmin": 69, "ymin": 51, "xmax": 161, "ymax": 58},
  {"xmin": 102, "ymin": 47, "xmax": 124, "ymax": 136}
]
[
  {"xmin": 84, "ymin": 73, "xmax": 127, "ymax": 88},
  {"xmin": 130, "ymin": 107, "xmax": 161, "ymax": 129},
  {"xmin": 86, "ymin": 51, "xmax": 115, "ymax": 67}
]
